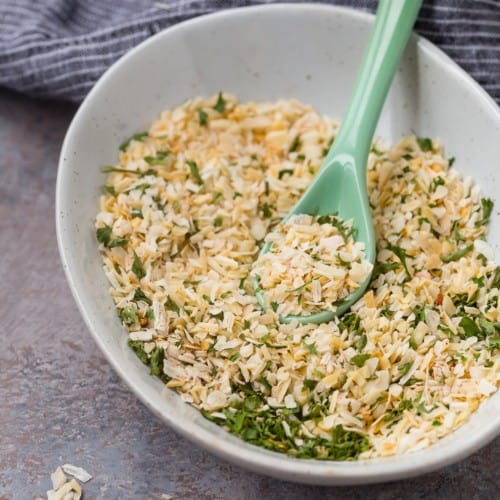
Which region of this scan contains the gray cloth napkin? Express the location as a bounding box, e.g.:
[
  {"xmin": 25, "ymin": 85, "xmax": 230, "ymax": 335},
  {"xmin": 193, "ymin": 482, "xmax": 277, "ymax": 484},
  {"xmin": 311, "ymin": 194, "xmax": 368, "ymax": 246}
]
[{"xmin": 0, "ymin": 0, "xmax": 498, "ymax": 104}]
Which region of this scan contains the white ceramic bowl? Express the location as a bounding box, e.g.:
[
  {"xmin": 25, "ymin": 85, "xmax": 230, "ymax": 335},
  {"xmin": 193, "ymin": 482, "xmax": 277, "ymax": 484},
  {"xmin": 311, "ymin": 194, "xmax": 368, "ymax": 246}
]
[{"xmin": 56, "ymin": 3, "xmax": 500, "ymax": 485}]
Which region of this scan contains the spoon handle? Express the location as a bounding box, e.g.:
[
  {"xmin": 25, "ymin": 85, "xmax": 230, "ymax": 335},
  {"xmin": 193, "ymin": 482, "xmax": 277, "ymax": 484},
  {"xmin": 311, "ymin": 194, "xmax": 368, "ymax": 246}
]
[{"xmin": 325, "ymin": 0, "xmax": 422, "ymax": 167}]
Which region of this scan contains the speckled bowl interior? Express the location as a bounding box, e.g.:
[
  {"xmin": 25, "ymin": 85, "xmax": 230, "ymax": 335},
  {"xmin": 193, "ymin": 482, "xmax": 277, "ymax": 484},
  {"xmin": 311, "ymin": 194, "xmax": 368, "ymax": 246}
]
[{"xmin": 56, "ymin": 4, "xmax": 500, "ymax": 485}]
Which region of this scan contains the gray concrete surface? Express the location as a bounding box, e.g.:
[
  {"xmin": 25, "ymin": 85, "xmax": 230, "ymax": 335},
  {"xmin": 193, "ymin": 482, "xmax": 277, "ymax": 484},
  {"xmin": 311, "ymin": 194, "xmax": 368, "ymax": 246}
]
[{"xmin": 0, "ymin": 88, "xmax": 498, "ymax": 499}]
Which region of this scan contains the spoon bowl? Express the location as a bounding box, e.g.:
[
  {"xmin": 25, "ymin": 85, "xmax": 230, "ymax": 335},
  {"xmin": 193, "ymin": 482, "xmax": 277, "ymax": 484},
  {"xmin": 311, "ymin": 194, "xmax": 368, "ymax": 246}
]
[
  {"xmin": 255, "ymin": 154, "xmax": 376, "ymax": 324},
  {"xmin": 255, "ymin": 0, "xmax": 422, "ymax": 324}
]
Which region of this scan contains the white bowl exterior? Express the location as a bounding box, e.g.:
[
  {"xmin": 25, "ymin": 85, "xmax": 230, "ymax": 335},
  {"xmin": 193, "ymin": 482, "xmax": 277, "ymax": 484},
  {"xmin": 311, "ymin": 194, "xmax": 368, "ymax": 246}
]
[{"xmin": 56, "ymin": 4, "xmax": 500, "ymax": 485}]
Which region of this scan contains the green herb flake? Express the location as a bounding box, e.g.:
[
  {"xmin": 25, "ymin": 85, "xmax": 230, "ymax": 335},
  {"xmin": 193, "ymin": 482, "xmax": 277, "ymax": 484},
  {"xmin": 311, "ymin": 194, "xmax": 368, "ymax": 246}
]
[
  {"xmin": 432, "ymin": 419, "xmax": 442, "ymax": 426},
  {"xmin": 451, "ymin": 220, "xmax": 462, "ymax": 242},
  {"xmin": 430, "ymin": 176, "xmax": 445, "ymax": 192},
  {"xmin": 472, "ymin": 275, "xmax": 485, "ymax": 288},
  {"xmin": 103, "ymin": 185, "xmax": 116, "ymax": 196},
  {"xmin": 383, "ymin": 398, "xmax": 413, "ymax": 425},
  {"xmin": 119, "ymin": 131, "xmax": 148, "ymax": 152},
  {"xmin": 262, "ymin": 203, "xmax": 273, "ymax": 218},
  {"xmin": 114, "ymin": 163, "xmax": 146, "ymax": 177},
  {"xmin": 478, "ymin": 317, "xmax": 499, "ymax": 336},
  {"xmin": 412, "ymin": 304, "xmax": 426, "ymax": 326},
  {"xmin": 316, "ymin": 214, "xmax": 353, "ymax": 240},
  {"xmin": 131, "ymin": 207, "xmax": 143, "ymax": 219},
  {"xmin": 132, "ymin": 252, "xmax": 146, "ymax": 279},
  {"xmin": 448, "ymin": 156, "xmax": 456, "ymax": 167},
  {"xmin": 258, "ymin": 376, "xmax": 272, "ymax": 391},
  {"xmin": 404, "ymin": 377, "xmax": 420, "ymax": 387},
  {"xmin": 186, "ymin": 160, "xmax": 204, "ymax": 185},
  {"xmin": 108, "ymin": 237, "xmax": 128, "ymax": 248},
  {"xmin": 351, "ymin": 353, "xmax": 370, "ymax": 367},
  {"xmin": 133, "ymin": 288, "xmax": 152, "ymax": 305},
  {"xmin": 128, "ymin": 340, "xmax": 148, "ymax": 364},
  {"xmin": 96, "ymin": 225, "xmax": 112, "ymax": 247},
  {"xmin": 371, "ymin": 261, "xmax": 399, "ymax": 280},
  {"xmin": 356, "ymin": 334, "xmax": 367, "ymax": 351},
  {"xmin": 270, "ymin": 301, "xmax": 279, "ymax": 312},
  {"xmin": 165, "ymin": 296, "xmax": 180, "ymax": 313},
  {"xmin": 101, "ymin": 166, "xmax": 144, "ymax": 176},
  {"xmin": 475, "ymin": 198, "xmax": 494, "ymax": 227},
  {"xmin": 322, "ymin": 137, "xmax": 335, "ymax": 157},
  {"xmin": 488, "ymin": 337, "xmax": 500, "ymax": 351},
  {"xmin": 441, "ymin": 244, "xmax": 473, "ymax": 263},
  {"xmin": 303, "ymin": 379, "xmax": 318, "ymax": 391},
  {"xmin": 387, "ymin": 243, "xmax": 412, "ymax": 280},
  {"xmin": 213, "ymin": 92, "xmax": 227, "ymax": 113},
  {"xmin": 338, "ymin": 312, "xmax": 361, "ymax": 334},
  {"xmin": 336, "ymin": 254, "xmax": 351, "ymax": 268},
  {"xmin": 278, "ymin": 169, "xmax": 294, "ymax": 180},
  {"xmin": 302, "ymin": 340, "xmax": 318, "ymax": 355},
  {"xmin": 197, "ymin": 108, "xmax": 208, "ymax": 125},
  {"xmin": 380, "ymin": 308, "xmax": 394, "ymax": 318},
  {"xmin": 492, "ymin": 267, "xmax": 500, "ymax": 288},
  {"xmin": 210, "ymin": 311, "xmax": 224, "ymax": 321},
  {"xmin": 398, "ymin": 361, "xmax": 413, "ymax": 376},
  {"xmin": 459, "ymin": 316, "xmax": 480, "ymax": 338},
  {"xmin": 119, "ymin": 306, "xmax": 138, "ymax": 326},
  {"xmin": 127, "ymin": 182, "xmax": 150, "ymax": 195},
  {"xmin": 418, "ymin": 216, "xmax": 431, "ymax": 228},
  {"xmin": 214, "ymin": 215, "xmax": 223, "ymax": 227},
  {"xmin": 144, "ymin": 150, "xmax": 169, "ymax": 165},
  {"xmin": 417, "ymin": 137, "xmax": 433, "ymax": 152},
  {"xmin": 286, "ymin": 280, "xmax": 312, "ymax": 294},
  {"xmin": 259, "ymin": 333, "xmax": 270, "ymax": 344},
  {"xmin": 149, "ymin": 346, "xmax": 164, "ymax": 376},
  {"xmin": 261, "ymin": 179, "xmax": 269, "ymax": 196},
  {"xmin": 288, "ymin": 136, "xmax": 301, "ymax": 153}
]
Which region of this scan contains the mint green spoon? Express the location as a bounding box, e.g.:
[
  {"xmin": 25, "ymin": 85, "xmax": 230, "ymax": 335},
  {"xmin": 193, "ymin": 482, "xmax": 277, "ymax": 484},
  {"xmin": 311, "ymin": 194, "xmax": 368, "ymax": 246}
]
[{"xmin": 255, "ymin": 0, "xmax": 422, "ymax": 324}]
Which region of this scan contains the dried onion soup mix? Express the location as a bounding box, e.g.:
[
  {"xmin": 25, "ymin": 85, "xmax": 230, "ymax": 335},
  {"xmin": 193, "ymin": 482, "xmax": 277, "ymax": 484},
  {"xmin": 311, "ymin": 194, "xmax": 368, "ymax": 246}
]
[{"xmin": 95, "ymin": 93, "xmax": 499, "ymax": 460}]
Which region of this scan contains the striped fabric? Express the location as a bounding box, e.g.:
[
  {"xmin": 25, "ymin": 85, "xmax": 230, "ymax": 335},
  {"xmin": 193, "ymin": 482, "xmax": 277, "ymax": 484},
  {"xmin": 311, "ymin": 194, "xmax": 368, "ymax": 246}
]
[{"xmin": 0, "ymin": 0, "xmax": 498, "ymax": 104}]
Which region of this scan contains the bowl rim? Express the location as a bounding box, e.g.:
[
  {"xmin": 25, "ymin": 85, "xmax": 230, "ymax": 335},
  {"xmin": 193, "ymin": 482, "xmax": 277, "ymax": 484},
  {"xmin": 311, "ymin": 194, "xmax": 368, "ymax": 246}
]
[{"xmin": 56, "ymin": 2, "xmax": 500, "ymax": 485}]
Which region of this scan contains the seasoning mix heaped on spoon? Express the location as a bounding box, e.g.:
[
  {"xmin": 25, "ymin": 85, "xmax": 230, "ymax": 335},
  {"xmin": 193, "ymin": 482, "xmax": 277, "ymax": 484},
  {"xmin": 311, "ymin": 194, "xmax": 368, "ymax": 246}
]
[{"xmin": 251, "ymin": 213, "xmax": 373, "ymax": 316}]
